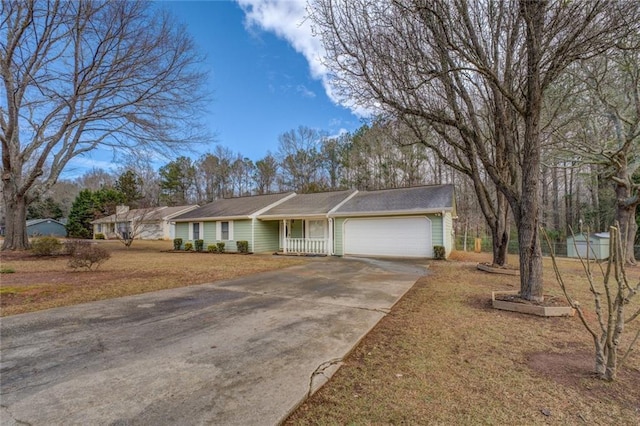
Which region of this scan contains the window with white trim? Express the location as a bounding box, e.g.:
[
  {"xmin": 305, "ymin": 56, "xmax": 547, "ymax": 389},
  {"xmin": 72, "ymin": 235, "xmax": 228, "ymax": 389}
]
[
  {"xmin": 216, "ymin": 220, "xmax": 234, "ymax": 240},
  {"xmin": 309, "ymin": 220, "xmax": 325, "ymax": 238},
  {"xmin": 188, "ymin": 222, "xmax": 202, "ymax": 240}
]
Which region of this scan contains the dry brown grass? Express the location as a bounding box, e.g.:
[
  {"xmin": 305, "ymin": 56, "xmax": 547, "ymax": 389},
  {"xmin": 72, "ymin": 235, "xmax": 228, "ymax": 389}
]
[
  {"xmin": 0, "ymin": 240, "xmax": 305, "ymax": 316},
  {"xmin": 286, "ymin": 251, "xmax": 640, "ymax": 425}
]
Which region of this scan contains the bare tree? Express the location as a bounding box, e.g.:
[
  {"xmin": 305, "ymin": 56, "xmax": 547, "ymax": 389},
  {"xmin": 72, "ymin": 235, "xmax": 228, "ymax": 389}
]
[
  {"xmin": 194, "ymin": 153, "xmax": 221, "ymax": 203},
  {"xmin": 75, "ymin": 169, "xmax": 115, "ymax": 191},
  {"xmin": 568, "ymin": 51, "xmax": 640, "ymax": 264},
  {"xmin": 112, "ymin": 207, "xmax": 156, "ymax": 248},
  {"xmin": 310, "ymin": 0, "xmax": 639, "ymax": 301},
  {"xmin": 277, "ymin": 126, "xmax": 326, "ymax": 192},
  {"xmin": 1, "ymin": 0, "xmax": 209, "ymax": 250},
  {"xmin": 545, "ymin": 226, "xmax": 640, "ymax": 381},
  {"xmin": 253, "ymin": 153, "xmax": 278, "ymax": 195}
]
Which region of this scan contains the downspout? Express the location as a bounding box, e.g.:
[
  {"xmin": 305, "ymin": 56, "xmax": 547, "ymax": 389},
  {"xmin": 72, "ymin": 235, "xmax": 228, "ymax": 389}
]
[
  {"xmin": 442, "ymin": 210, "xmax": 447, "ymax": 254},
  {"xmin": 283, "ymin": 219, "xmax": 287, "ymax": 254},
  {"xmin": 251, "ymin": 218, "xmax": 255, "ymax": 253},
  {"xmin": 328, "ymin": 218, "xmax": 334, "ymax": 255}
]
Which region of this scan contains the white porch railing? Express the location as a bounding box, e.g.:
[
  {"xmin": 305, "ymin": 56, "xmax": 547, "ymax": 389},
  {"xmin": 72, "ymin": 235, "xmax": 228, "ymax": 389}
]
[{"xmin": 284, "ymin": 238, "xmax": 328, "ymax": 255}]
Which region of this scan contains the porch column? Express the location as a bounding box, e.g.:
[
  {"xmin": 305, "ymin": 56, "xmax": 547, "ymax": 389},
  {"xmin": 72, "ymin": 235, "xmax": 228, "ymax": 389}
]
[
  {"xmin": 327, "ymin": 218, "xmax": 333, "ymax": 255},
  {"xmin": 282, "ymin": 219, "xmax": 287, "ymax": 254}
]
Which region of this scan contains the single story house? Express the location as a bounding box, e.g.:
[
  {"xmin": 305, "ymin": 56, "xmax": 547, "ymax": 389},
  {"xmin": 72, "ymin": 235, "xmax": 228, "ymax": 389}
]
[
  {"xmin": 567, "ymin": 232, "xmax": 610, "ymax": 260},
  {"xmin": 172, "ymin": 184, "xmax": 456, "ymax": 258},
  {"xmin": 26, "ymin": 218, "xmax": 67, "ymax": 237},
  {"xmin": 91, "ymin": 205, "xmax": 199, "ymax": 240}
]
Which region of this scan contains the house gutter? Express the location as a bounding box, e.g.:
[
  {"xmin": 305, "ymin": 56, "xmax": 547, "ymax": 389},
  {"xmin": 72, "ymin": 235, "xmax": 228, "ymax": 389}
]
[
  {"xmin": 173, "ymin": 215, "xmax": 252, "ymax": 222},
  {"xmin": 256, "ymin": 213, "xmax": 330, "ymax": 220},
  {"xmin": 328, "ymin": 207, "xmax": 452, "ymax": 218}
]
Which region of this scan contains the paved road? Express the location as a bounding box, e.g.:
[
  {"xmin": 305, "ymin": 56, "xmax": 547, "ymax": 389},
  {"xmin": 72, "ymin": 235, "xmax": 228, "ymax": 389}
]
[{"xmin": 0, "ymin": 256, "xmax": 425, "ymax": 425}]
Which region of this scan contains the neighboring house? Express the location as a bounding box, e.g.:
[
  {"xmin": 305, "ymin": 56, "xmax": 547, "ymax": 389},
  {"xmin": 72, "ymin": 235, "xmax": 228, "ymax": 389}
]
[
  {"xmin": 172, "ymin": 184, "xmax": 456, "ymax": 258},
  {"xmin": 567, "ymin": 232, "xmax": 610, "ymax": 260},
  {"xmin": 26, "ymin": 218, "xmax": 67, "ymax": 237},
  {"xmin": 91, "ymin": 205, "xmax": 199, "ymax": 240}
]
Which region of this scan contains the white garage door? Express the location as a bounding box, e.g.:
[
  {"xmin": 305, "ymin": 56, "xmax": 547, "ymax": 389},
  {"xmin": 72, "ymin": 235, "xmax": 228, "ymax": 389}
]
[{"xmin": 344, "ymin": 217, "xmax": 432, "ymax": 258}]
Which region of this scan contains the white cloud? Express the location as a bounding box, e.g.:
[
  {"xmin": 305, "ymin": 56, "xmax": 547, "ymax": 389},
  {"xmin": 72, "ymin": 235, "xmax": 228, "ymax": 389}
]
[
  {"xmin": 68, "ymin": 156, "xmax": 118, "ymax": 171},
  {"xmin": 236, "ymin": 0, "xmax": 370, "ymax": 117},
  {"xmin": 327, "ymin": 127, "xmax": 349, "ymax": 139},
  {"xmin": 296, "ymin": 84, "xmax": 316, "ymax": 98}
]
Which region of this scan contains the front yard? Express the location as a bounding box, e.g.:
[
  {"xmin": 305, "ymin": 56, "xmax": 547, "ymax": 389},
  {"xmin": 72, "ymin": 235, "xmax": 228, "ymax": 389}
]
[
  {"xmin": 286, "ymin": 251, "xmax": 640, "ymax": 425},
  {"xmin": 0, "ymin": 240, "xmax": 305, "ymax": 316}
]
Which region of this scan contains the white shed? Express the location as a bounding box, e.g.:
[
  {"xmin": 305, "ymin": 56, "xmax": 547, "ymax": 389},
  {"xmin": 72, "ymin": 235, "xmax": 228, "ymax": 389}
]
[{"xmin": 566, "ymin": 232, "xmax": 610, "ymax": 260}]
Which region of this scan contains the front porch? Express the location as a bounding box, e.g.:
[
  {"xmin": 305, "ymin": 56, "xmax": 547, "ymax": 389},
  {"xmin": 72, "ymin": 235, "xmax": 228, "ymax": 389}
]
[{"xmin": 278, "ymin": 218, "xmax": 333, "ymax": 255}]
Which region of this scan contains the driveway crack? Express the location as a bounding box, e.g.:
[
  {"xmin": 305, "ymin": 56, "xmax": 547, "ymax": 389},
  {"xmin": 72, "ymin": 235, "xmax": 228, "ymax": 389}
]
[{"xmin": 307, "ymin": 358, "xmax": 343, "ymax": 398}]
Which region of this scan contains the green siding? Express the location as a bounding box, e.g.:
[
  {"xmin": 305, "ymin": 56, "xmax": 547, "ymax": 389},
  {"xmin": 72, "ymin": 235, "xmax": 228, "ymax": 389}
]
[
  {"xmin": 175, "ymin": 223, "xmax": 189, "ymax": 248},
  {"xmin": 203, "ymin": 222, "xmax": 216, "ymax": 248},
  {"xmin": 178, "ymin": 220, "xmax": 251, "ymax": 252},
  {"xmin": 333, "ymin": 218, "xmax": 346, "ymax": 256},
  {"xmin": 253, "ymin": 219, "xmax": 280, "ymax": 253},
  {"xmin": 443, "ymin": 212, "xmax": 453, "ymax": 256},
  {"xmin": 430, "ymin": 215, "xmax": 443, "ymax": 246},
  {"xmin": 230, "ymin": 220, "xmax": 252, "ymax": 252}
]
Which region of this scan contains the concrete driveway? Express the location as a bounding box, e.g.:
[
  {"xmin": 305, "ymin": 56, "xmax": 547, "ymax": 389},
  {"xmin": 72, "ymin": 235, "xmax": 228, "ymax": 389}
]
[{"xmin": 0, "ymin": 256, "xmax": 425, "ymax": 425}]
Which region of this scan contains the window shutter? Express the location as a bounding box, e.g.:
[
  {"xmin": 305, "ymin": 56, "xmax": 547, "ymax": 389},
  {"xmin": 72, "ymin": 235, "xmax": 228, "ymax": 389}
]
[{"xmin": 216, "ymin": 221, "xmax": 221, "ymax": 241}]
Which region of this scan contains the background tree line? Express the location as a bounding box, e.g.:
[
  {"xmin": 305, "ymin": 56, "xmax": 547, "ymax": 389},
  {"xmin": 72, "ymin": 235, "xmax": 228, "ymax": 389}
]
[{"xmin": 13, "ymin": 116, "xmax": 639, "ymax": 248}]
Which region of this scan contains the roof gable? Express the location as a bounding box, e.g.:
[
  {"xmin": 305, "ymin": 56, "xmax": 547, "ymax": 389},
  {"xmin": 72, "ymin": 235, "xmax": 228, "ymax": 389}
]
[
  {"xmin": 258, "ymin": 189, "xmax": 356, "ymax": 218},
  {"xmin": 331, "ymin": 185, "xmax": 454, "ymax": 216}
]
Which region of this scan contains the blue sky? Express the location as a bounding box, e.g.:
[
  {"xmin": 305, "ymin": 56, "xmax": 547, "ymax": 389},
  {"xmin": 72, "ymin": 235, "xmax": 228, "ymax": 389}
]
[{"xmin": 68, "ymin": 0, "xmax": 362, "ymax": 177}]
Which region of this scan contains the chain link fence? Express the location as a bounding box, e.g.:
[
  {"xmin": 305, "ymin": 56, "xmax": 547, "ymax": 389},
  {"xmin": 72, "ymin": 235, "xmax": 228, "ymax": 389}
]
[{"xmin": 455, "ymin": 235, "xmax": 640, "ymax": 259}]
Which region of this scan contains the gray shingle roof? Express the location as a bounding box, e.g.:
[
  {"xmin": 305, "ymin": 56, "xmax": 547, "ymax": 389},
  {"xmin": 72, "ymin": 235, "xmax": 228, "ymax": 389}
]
[
  {"xmin": 26, "ymin": 218, "xmax": 65, "ymax": 227},
  {"xmin": 331, "ymin": 184, "xmax": 454, "ymax": 216},
  {"xmin": 90, "ymin": 205, "xmax": 198, "ymax": 224},
  {"xmin": 173, "ymin": 192, "xmax": 295, "ymax": 221},
  {"xmin": 258, "ymin": 189, "xmax": 356, "ymax": 217},
  {"xmin": 146, "ymin": 205, "xmax": 198, "ymax": 221}
]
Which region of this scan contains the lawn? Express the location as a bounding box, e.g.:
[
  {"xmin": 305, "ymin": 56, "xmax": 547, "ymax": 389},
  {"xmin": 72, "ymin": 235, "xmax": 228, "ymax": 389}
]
[
  {"xmin": 286, "ymin": 251, "xmax": 640, "ymax": 425},
  {"xmin": 2, "ymin": 244, "xmax": 638, "ymax": 423},
  {"xmin": 0, "ymin": 240, "xmax": 305, "ymax": 316}
]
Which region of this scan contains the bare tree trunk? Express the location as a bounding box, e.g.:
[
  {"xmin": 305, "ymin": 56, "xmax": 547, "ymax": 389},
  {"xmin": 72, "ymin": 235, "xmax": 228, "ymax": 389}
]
[
  {"xmin": 1, "ymin": 189, "xmax": 30, "ymax": 250},
  {"xmin": 613, "ymin": 156, "xmax": 639, "ymax": 265},
  {"xmin": 552, "ymin": 166, "xmax": 561, "ymax": 231},
  {"xmin": 564, "ymin": 165, "xmax": 574, "ymax": 235},
  {"xmin": 590, "ymin": 166, "xmax": 601, "ymax": 231},
  {"xmin": 576, "ymin": 180, "xmax": 582, "ymax": 226},
  {"xmin": 616, "ymin": 198, "xmax": 638, "ymax": 265},
  {"xmin": 541, "ymin": 165, "xmax": 549, "ymax": 227},
  {"xmin": 594, "ymin": 340, "xmax": 606, "ymax": 377},
  {"xmin": 517, "ymin": 0, "xmax": 545, "ymax": 301},
  {"xmin": 491, "ymin": 205, "xmax": 510, "ymax": 266}
]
